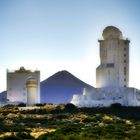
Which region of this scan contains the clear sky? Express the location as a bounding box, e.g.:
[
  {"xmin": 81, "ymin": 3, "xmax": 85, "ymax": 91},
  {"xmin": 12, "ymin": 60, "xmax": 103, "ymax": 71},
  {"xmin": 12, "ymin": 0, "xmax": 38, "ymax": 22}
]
[{"xmin": 0, "ymin": 0, "xmax": 140, "ymax": 92}]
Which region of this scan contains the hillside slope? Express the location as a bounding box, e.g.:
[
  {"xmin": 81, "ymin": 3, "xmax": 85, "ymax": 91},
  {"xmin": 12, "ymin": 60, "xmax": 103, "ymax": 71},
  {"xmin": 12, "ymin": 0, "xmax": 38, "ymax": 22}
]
[
  {"xmin": 40, "ymin": 70, "xmax": 94, "ymax": 104},
  {"xmin": 0, "ymin": 91, "xmax": 7, "ymax": 99}
]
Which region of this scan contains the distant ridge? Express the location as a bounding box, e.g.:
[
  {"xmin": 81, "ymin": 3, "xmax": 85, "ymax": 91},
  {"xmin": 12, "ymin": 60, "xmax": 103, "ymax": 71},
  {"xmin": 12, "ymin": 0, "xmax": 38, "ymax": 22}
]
[
  {"xmin": 40, "ymin": 70, "xmax": 94, "ymax": 104},
  {"xmin": 0, "ymin": 70, "xmax": 94, "ymax": 104},
  {"xmin": 0, "ymin": 91, "xmax": 7, "ymax": 99}
]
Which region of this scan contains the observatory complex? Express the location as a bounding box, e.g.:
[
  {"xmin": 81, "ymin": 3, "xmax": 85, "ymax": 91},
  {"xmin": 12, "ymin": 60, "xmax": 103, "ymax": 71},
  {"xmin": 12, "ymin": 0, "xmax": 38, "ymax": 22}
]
[
  {"xmin": 3, "ymin": 26, "xmax": 140, "ymax": 107},
  {"xmin": 71, "ymin": 26, "xmax": 140, "ymax": 107},
  {"xmin": 7, "ymin": 67, "xmax": 40, "ymax": 105}
]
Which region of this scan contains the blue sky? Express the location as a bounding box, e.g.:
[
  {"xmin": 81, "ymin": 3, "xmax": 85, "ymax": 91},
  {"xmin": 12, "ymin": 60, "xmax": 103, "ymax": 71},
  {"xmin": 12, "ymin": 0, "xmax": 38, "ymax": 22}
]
[{"xmin": 0, "ymin": 0, "xmax": 140, "ymax": 91}]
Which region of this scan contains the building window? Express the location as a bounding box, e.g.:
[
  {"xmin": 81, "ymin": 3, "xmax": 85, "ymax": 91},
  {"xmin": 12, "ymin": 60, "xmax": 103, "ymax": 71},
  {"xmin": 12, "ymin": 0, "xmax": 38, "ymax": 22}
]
[
  {"xmin": 124, "ymin": 54, "xmax": 126, "ymax": 57},
  {"xmin": 106, "ymin": 63, "xmax": 114, "ymax": 68},
  {"xmin": 124, "ymin": 48, "xmax": 126, "ymax": 51},
  {"xmin": 124, "ymin": 85, "xmax": 126, "ymax": 87},
  {"xmin": 124, "ymin": 60, "xmax": 126, "ymax": 63},
  {"xmin": 124, "ymin": 78, "xmax": 126, "ymax": 81}
]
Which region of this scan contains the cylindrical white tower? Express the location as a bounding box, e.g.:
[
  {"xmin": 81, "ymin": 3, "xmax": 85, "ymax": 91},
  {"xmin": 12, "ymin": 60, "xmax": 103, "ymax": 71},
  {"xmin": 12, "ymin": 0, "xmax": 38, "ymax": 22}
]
[
  {"xmin": 26, "ymin": 77, "xmax": 38, "ymax": 106},
  {"xmin": 96, "ymin": 26, "xmax": 129, "ymax": 88}
]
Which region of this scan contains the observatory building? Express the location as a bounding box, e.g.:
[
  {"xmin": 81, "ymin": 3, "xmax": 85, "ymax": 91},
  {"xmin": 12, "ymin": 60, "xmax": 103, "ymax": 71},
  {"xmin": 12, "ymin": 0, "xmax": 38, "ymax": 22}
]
[
  {"xmin": 96, "ymin": 26, "xmax": 129, "ymax": 88},
  {"xmin": 71, "ymin": 26, "xmax": 140, "ymax": 107},
  {"xmin": 7, "ymin": 67, "xmax": 40, "ymax": 104}
]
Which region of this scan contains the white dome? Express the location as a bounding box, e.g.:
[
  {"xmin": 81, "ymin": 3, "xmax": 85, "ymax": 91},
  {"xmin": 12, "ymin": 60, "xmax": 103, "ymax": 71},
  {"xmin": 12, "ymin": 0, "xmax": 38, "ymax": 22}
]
[
  {"xmin": 26, "ymin": 77, "xmax": 37, "ymax": 85},
  {"xmin": 102, "ymin": 26, "xmax": 123, "ymax": 39}
]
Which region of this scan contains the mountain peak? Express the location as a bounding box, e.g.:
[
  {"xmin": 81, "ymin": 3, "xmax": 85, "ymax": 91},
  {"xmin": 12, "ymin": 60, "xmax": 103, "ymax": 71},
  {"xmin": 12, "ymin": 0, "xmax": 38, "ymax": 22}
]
[
  {"xmin": 41, "ymin": 70, "xmax": 94, "ymax": 104},
  {"xmin": 50, "ymin": 70, "xmax": 72, "ymax": 78}
]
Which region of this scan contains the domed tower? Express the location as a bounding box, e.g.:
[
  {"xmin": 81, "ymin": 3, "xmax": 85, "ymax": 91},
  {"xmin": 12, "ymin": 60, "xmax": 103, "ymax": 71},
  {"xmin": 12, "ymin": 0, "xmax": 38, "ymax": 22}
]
[
  {"xmin": 96, "ymin": 26, "xmax": 130, "ymax": 88},
  {"xmin": 26, "ymin": 77, "xmax": 38, "ymax": 106}
]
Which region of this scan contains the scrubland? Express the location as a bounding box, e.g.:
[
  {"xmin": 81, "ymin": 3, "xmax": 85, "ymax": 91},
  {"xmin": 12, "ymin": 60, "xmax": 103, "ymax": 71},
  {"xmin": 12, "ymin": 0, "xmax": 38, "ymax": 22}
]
[{"xmin": 0, "ymin": 103, "xmax": 140, "ymax": 140}]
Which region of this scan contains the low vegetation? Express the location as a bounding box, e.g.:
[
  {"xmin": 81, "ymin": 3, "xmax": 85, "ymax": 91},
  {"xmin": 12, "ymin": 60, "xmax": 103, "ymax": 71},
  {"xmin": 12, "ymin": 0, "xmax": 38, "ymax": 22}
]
[{"xmin": 1, "ymin": 103, "xmax": 140, "ymax": 139}]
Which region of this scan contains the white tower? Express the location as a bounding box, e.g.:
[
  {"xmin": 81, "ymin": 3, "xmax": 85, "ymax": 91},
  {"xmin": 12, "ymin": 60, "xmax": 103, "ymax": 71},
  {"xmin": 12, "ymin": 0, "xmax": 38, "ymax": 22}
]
[
  {"xmin": 26, "ymin": 77, "xmax": 38, "ymax": 106},
  {"xmin": 96, "ymin": 26, "xmax": 129, "ymax": 88}
]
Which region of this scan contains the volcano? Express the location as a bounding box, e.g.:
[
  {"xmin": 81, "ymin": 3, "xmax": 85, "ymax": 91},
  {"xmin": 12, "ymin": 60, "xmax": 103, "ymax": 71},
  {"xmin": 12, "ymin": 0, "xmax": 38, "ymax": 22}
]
[{"xmin": 40, "ymin": 70, "xmax": 94, "ymax": 104}]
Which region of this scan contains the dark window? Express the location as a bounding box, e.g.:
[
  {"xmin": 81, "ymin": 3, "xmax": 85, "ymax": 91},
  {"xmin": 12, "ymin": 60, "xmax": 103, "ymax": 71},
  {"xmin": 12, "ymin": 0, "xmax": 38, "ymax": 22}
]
[
  {"xmin": 124, "ymin": 60, "xmax": 126, "ymax": 63},
  {"xmin": 124, "ymin": 78, "xmax": 126, "ymax": 81},
  {"xmin": 124, "ymin": 54, "xmax": 126, "ymax": 57},
  {"xmin": 106, "ymin": 63, "xmax": 114, "ymax": 68},
  {"xmin": 124, "ymin": 85, "xmax": 126, "ymax": 87},
  {"xmin": 124, "ymin": 48, "xmax": 126, "ymax": 51}
]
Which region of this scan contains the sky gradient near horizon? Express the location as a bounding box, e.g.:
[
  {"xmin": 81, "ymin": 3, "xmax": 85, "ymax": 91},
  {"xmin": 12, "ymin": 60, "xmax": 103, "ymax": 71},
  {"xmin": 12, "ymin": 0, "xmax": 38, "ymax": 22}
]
[{"xmin": 0, "ymin": 0, "xmax": 140, "ymax": 92}]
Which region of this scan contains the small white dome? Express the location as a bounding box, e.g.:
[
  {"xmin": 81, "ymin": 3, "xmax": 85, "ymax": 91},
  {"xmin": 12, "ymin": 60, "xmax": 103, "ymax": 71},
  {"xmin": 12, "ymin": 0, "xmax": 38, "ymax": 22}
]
[
  {"xmin": 26, "ymin": 77, "xmax": 37, "ymax": 85},
  {"xmin": 102, "ymin": 26, "xmax": 123, "ymax": 39}
]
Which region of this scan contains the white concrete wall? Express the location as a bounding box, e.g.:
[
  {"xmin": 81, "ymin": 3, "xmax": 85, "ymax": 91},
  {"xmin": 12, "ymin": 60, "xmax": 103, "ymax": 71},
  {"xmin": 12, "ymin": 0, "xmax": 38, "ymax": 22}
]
[{"xmin": 71, "ymin": 87, "xmax": 140, "ymax": 107}]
